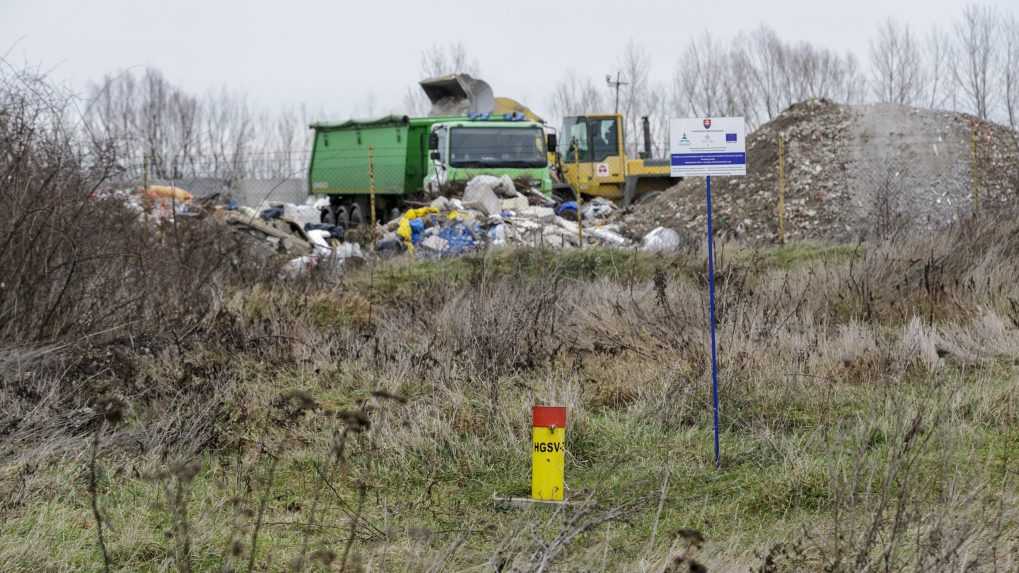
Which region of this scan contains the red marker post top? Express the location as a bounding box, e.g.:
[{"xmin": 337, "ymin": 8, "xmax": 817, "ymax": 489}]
[{"xmin": 532, "ymin": 406, "xmax": 566, "ymax": 428}]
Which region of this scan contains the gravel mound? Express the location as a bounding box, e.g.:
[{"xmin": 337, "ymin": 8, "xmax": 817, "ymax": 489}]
[{"xmin": 620, "ymin": 100, "xmax": 1019, "ymax": 243}]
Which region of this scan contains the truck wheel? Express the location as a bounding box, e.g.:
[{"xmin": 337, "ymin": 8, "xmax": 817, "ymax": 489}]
[
  {"xmin": 349, "ymin": 204, "xmax": 364, "ymax": 228},
  {"xmin": 334, "ymin": 206, "xmax": 350, "ymax": 228}
]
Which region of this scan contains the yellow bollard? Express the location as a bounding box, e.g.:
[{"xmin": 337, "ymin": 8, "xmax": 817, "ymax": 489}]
[{"xmin": 531, "ymin": 406, "xmax": 566, "ymax": 502}]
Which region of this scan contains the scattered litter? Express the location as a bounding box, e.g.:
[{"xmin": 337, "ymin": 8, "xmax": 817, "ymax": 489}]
[
  {"xmin": 283, "ymin": 203, "xmax": 322, "ymax": 227},
  {"xmin": 304, "ymin": 223, "xmax": 344, "ymax": 240},
  {"xmin": 518, "ymin": 206, "xmax": 556, "ymax": 223},
  {"xmin": 260, "ymin": 207, "xmax": 284, "ymax": 221},
  {"xmin": 420, "ymin": 235, "xmax": 449, "ymax": 252},
  {"xmin": 501, "ymin": 194, "xmax": 530, "ymax": 212},
  {"xmin": 640, "ymin": 227, "xmax": 682, "ymax": 252},
  {"xmin": 582, "ymin": 197, "xmax": 616, "ymax": 220}
]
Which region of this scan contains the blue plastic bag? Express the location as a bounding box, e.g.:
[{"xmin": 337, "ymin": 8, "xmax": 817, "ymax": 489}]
[
  {"xmin": 556, "ymin": 201, "xmax": 578, "ymax": 219},
  {"xmin": 437, "ymin": 222, "xmax": 477, "ymax": 255},
  {"xmin": 409, "ymin": 218, "xmax": 425, "ymax": 244}
]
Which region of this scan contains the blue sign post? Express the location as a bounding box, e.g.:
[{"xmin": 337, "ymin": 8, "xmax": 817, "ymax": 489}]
[
  {"xmin": 669, "ymin": 117, "xmax": 747, "ymax": 470},
  {"xmin": 705, "ymin": 175, "xmax": 721, "ymax": 469}
]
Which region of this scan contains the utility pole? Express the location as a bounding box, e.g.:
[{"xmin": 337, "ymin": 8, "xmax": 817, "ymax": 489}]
[{"xmin": 606, "ymin": 72, "xmax": 628, "ymax": 114}]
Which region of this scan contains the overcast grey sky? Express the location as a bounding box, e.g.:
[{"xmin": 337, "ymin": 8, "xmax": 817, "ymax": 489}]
[{"xmin": 2, "ymin": 0, "xmax": 1014, "ymax": 121}]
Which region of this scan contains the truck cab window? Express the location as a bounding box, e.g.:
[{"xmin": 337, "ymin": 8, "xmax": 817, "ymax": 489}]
[
  {"xmin": 590, "ymin": 118, "xmax": 619, "ymax": 162},
  {"xmin": 448, "ymin": 127, "xmax": 546, "ymax": 168},
  {"xmin": 561, "ymin": 117, "xmax": 590, "ymax": 161},
  {"xmin": 434, "ymin": 127, "xmax": 448, "ymax": 163}
]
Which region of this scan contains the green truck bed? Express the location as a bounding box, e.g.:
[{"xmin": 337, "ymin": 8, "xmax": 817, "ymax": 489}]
[{"xmin": 307, "ymin": 115, "xmax": 457, "ymax": 196}]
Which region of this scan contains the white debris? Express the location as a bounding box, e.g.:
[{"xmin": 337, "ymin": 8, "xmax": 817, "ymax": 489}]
[
  {"xmin": 582, "ymin": 197, "xmax": 616, "ymax": 220},
  {"xmin": 640, "ymin": 227, "xmax": 682, "ymax": 252},
  {"xmin": 430, "ymin": 196, "xmax": 452, "ymax": 211},
  {"xmin": 462, "ymin": 180, "xmax": 501, "ymax": 216},
  {"xmin": 420, "ymin": 235, "xmax": 449, "ymax": 252},
  {"xmin": 517, "ymin": 206, "xmax": 555, "ymax": 223},
  {"xmin": 586, "ymin": 227, "xmax": 628, "ymax": 246},
  {"xmin": 306, "ymin": 229, "xmax": 332, "ymax": 249},
  {"xmin": 283, "ymin": 255, "xmax": 318, "ymax": 277},
  {"xmin": 332, "ymin": 242, "xmax": 364, "ymax": 259},
  {"xmin": 500, "ymin": 194, "xmax": 529, "ymax": 212},
  {"xmin": 283, "ymin": 204, "xmax": 322, "ymax": 226},
  {"xmin": 309, "ymin": 196, "xmax": 331, "ymax": 210}
]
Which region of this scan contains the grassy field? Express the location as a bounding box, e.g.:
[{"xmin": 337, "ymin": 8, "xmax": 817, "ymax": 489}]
[{"xmin": 3, "ymin": 225, "xmax": 1019, "ymax": 572}]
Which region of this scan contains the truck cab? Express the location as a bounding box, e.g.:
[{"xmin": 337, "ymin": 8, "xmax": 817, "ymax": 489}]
[
  {"xmin": 425, "ymin": 117, "xmax": 554, "ymax": 195},
  {"xmin": 558, "ymin": 114, "xmax": 677, "ymax": 206}
]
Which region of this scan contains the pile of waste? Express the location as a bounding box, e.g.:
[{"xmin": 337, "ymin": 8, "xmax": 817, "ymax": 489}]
[
  {"xmin": 372, "ymin": 175, "xmax": 678, "ymax": 257},
  {"xmin": 619, "ymin": 100, "xmax": 1019, "ymax": 243},
  {"xmin": 96, "ymin": 175, "xmax": 687, "ymax": 277}
]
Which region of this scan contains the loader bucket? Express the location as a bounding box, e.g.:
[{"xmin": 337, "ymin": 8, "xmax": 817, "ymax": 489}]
[{"xmin": 419, "ymin": 74, "xmax": 495, "ymax": 116}]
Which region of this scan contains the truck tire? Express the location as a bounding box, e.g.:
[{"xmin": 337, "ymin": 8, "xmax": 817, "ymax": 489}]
[
  {"xmin": 334, "ymin": 206, "xmax": 350, "ymax": 228},
  {"xmin": 321, "ymin": 207, "xmax": 336, "ymax": 225}
]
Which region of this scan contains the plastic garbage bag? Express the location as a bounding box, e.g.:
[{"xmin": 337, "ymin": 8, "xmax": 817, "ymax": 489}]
[
  {"xmin": 437, "ymin": 222, "xmax": 477, "ymax": 255},
  {"xmin": 420, "ymin": 235, "xmax": 449, "ymax": 252},
  {"xmin": 396, "ymin": 207, "xmax": 440, "ymax": 251},
  {"xmin": 582, "ymin": 197, "xmax": 616, "ymax": 220},
  {"xmin": 640, "ymin": 227, "xmax": 682, "ymax": 252},
  {"xmin": 283, "ymin": 204, "xmax": 321, "ymax": 226},
  {"xmin": 488, "ymin": 223, "xmax": 507, "ymax": 246},
  {"xmin": 463, "ymin": 178, "xmax": 502, "ymax": 215},
  {"xmin": 306, "ymin": 229, "xmax": 332, "ymax": 249},
  {"xmin": 555, "ymin": 201, "xmax": 578, "ymax": 219},
  {"xmin": 304, "ymin": 223, "xmax": 345, "ymax": 240},
  {"xmin": 332, "ymin": 242, "xmax": 364, "ymax": 259},
  {"xmin": 259, "ymin": 206, "xmax": 284, "ymax": 220},
  {"xmin": 409, "ymin": 218, "xmax": 425, "ymax": 244}
]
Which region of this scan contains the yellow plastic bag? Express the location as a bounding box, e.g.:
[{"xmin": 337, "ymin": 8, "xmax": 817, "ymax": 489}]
[{"xmin": 396, "ymin": 207, "xmax": 439, "ymax": 252}]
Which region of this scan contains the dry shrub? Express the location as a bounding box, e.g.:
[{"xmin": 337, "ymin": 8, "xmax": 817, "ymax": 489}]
[{"xmin": 0, "ymin": 66, "xmax": 279, "ymax": 348}]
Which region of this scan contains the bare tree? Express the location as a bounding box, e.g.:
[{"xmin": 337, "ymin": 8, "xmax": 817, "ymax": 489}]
[
  {"xmin": 783, "ymin": 42, "xmax": 850, "ymax": 103},
  {"xmin": 548, "ymin": 71, "xmax": 606, "ymax": 123},
  {"xmin": 842, "ymin": 51, "xmax": 868, "ymax": 104},
  {"xmin": 738, "ymin": 26, "xmax": 789, "ymax": 121},
  {"xmin": 616, "ymin": 40, "xmax": 654, "ymax": 155},
  {"xmin": 870, "ymin": 19, "xmax": 925, "ymax": 105},
  {"xmin": 925, "ymin": 27, "xmax": 955, "ymax": 110},
  {"xmin": 674, "ymin": 32, "xmax": 730, "ymax": 117},
  {"xmin": 403, "ymin": 42, "xmax": 480, "ymax": 115},
  {"xmin": 419, "ymin": 42, "xmax": 480, "ymax": 78},
  {"xmin": 1003, "ymin": 14, "xmax": 1019, "ymax": 129},
  {"xmin": 952, "ymin": 4, "xmax": 999, "ymax": 119}
]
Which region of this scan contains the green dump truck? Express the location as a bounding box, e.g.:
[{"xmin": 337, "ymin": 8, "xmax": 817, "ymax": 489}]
[
  {"xmin": 307, "ymin": 74, "xmax": 555, "ymax": 227},
  {"xmin": 308, "ymin": 115, "xmax": 553, "ymax": 227}
]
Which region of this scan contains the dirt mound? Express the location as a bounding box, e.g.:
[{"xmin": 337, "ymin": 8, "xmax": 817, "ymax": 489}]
[{"xmin": 621, "ymin": 100, "xmax": 1019, "ymax": 243}]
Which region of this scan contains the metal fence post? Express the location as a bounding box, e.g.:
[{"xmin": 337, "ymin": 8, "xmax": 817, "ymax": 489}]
[
  {"xmin": 572, "ymin": 144, "xmax": 583, "ymax": 248},
  {"xmin": 777, "ymin": 134, "xmax": 786, "ymax": 244},
  {"xmin": 970, "ymin": 123, "xmax": 980, "ymax": 217},
  {"xmin": 368, "ymin": 145, "xmax": 377, "ymax": 236}
]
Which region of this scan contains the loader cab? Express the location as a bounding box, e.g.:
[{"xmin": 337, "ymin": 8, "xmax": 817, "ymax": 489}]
[
  {"xmin": 558, "ymin": 114, "xmax": 678, "ymax": 205},
  {"xmin": 559, "ymin": 114, "xmax": 626, "ymax": 199}
]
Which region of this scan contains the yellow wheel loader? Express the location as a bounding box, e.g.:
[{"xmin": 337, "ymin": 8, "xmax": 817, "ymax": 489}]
[{"xmin": 555, "ymin": 114, "xmax": 678, "ymax": 206}]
